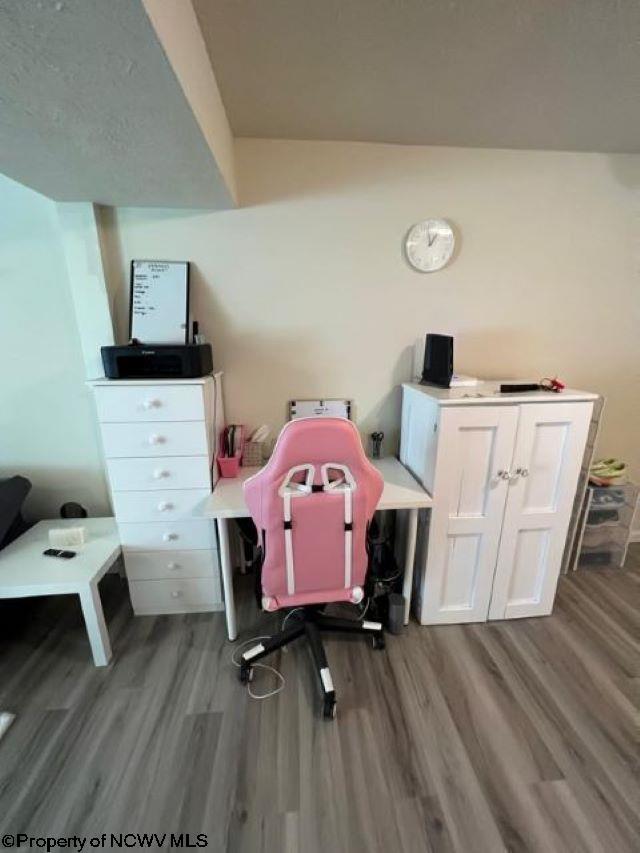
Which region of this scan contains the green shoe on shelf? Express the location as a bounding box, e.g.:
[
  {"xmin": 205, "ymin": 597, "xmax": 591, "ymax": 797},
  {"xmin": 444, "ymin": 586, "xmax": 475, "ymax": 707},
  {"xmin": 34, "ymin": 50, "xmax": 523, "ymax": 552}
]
[{"xmin": 589, "ymin": 458, "xmax": 626, "ymax": 485}]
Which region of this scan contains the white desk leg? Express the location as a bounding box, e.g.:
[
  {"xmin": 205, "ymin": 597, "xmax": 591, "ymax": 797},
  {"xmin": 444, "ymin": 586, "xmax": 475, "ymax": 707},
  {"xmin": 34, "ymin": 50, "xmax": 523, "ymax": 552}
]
[
  {"xmin": 402, "ymin": 508, "xmax": 419, "ymax": 624},
  {"xmin": 217, "ymin": 518, "xmax": 237, "ymax": 641},
  {"xmin": 79, "ymin": 582, "xmax": 112, "ymax": 667}
]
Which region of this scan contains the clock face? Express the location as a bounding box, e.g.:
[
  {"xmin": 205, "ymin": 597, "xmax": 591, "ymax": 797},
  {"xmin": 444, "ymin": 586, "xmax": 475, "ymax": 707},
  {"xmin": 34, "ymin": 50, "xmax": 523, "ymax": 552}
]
[{"xmin": 405, "ymin": 219, "xmax": 455, "ymax": 272}]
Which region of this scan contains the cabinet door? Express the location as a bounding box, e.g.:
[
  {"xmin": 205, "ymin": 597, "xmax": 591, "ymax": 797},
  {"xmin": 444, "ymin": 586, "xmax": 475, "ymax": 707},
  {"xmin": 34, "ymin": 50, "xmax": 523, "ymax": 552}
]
[
  {"xmin": 489, "ymin": 402, "xmax": 592, "ymax": 620},
  {"xmin": 419, "ymin": 405, "xmax": 518, "ymax": 623}
]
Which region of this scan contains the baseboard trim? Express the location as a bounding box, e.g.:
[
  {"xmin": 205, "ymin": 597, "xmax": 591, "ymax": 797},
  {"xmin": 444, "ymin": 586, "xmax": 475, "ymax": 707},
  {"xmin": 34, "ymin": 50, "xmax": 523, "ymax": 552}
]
[{"xmin": 629, "ymin": 529, "xmax": 640, "ymax": 544}]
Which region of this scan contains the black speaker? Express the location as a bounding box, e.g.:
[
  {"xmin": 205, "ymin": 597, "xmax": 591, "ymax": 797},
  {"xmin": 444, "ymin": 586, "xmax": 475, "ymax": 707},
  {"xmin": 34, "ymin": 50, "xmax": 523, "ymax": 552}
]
[{"xmin": 421, "ymin": 333, "xmax": 453, "ymax": 388}]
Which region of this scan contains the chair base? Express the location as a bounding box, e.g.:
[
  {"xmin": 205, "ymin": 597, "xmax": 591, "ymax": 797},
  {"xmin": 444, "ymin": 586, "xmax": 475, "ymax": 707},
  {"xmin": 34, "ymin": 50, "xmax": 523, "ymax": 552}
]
[{"xmin": 239, "ymin": 608, "xmax": 385, "ymax": 719}]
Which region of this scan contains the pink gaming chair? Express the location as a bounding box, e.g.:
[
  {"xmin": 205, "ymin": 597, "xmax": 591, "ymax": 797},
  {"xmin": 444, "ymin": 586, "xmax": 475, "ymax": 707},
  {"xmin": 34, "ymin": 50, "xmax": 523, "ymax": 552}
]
[{"xmin": 239, "ymin": 418, "xmax": 385, "ymax": 718}]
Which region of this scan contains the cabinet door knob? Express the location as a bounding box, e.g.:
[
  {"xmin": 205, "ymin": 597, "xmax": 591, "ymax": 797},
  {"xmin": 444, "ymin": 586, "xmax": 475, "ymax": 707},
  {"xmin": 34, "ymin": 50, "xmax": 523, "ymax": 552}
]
[
  {"xmin": 162, "ymin": 532, "xmax": 178, "ymax": 542},
  {"xmin": 148, "ymin": 434, "xmax": 164, "ymax": 445},
  {"xmin": 167, "ymin": 562, "xmax": 180, "ymax": 570},
  {"xmin": 153, "ymin": 469, "xmax": 169, "ymax": 479},
  {"xmin": 497, "ymin": 469, "xmax": 511, "ymax": 480},
  {"xmin": 171, "ymin": 590, "xmax": 183, "ymax": 598},
  {"xmin": 157, "ymin": 501, "xmax": 173, "ymax": 512},
  {"xmin": 142, "ymin": 398, "xmax": 161, "ymax": 410},
  {"xmin": 515, "ymin": 467, "xmax": 529, "ymax": 478}
]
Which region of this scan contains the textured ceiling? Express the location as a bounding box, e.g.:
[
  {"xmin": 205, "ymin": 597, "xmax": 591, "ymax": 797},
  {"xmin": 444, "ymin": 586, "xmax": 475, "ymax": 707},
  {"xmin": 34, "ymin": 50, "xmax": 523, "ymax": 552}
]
[
  {"xmin": 0, "ymin": 0, "xmax": 234, "ymax": 207},
  {"xmin": 194, "ymin": 0, "xmax": 640, "ymax": 153}
]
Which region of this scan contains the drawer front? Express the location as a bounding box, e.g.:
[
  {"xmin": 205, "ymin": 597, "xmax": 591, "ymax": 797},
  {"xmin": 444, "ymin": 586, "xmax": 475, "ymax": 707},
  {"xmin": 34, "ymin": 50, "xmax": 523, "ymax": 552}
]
[
  {"xmin": 119, "ymin": 520, "xmax": 215, "ymax": 551},
  {"xmin": 129, "ymin": 576, "xmax": 222, "ymax": 615},
  {"xmin": 107, "ymin": 456, "xmax": 211, "ymax": 491},
  {"xmin": 112, "ymin": 488, "xmax": 210, "ymax": 523},
  {"xmin": 125, "ymin": 549, "xmax": 219, "ymax": 581},
  {"xmin": 100, "ymin": 421, "xmax": 209, "ymax": 458},
  {"xmin": 94, "ymin": 385, "xmax": 205, "ymax": 423}
]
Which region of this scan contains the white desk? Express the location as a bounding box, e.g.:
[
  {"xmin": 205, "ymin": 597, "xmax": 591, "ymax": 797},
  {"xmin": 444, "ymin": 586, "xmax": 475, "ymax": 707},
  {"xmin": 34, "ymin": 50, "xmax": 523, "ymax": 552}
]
[
  {"xmin": 0, "ymin": 518, "xmax": 121, "ymax": 666},
  {"xmin": 202, "ymin": 457, "xmax": 432, "ymax": 640}
]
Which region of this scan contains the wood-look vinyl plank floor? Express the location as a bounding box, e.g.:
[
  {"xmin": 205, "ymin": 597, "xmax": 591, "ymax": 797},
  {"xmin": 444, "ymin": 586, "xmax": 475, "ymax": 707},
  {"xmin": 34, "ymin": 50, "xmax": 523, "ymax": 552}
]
[{"xmin": 0, "ymin": 545, "xmax": 638, "ymax": 852}]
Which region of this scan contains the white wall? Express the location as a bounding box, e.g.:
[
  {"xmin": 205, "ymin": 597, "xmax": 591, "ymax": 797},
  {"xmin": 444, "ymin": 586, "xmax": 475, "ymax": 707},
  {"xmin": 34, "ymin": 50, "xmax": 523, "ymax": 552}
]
[
  {"xmin": 57, "ymin": 202, "xmax": 115, "ymax": 379},
  {"xmin": 0, "ymin": 174, "xmax": 110, "ymax": 520},
  {"xmin": 105, "ymin": 140, "xmax": 639, "ymax": 476}
]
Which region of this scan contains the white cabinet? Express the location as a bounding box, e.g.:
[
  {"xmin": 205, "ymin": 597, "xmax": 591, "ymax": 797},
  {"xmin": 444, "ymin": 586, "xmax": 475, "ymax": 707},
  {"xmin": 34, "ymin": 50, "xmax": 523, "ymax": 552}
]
[
  {"xmin": 91, "ymin": 375, "xmax": 225, "ymax": 615},
  {"xmin": 400, "ymin": 382, "xmax": 596, "ymax": 625}
]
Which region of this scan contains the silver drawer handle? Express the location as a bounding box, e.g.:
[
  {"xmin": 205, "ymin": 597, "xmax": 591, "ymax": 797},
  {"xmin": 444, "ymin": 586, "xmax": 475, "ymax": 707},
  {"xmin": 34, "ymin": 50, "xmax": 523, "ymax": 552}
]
[
  {"xmin": 148, "ymin": 434, "xmax": 165, "ymax": 445},
  {"xmin": 153, "ymin": 469, "xmax": 169, "ymax": 480},
  {"xmin": 162, "ymin": 532, "xmax": 178, "ymax": 542},
  {"xmin": 157, "ymin": 501, "xmax": 174, "ymax": 512},
  {"xmin": 171, "ymin": 590, "xmax": 183, "ymax": 598},
  {"xmin": 167, "ymin": 562, "xmax": 181, "ymax": 571},
  {"xmin": 142, "ymin": 398, "xmax": 161, "ymax": 410}
]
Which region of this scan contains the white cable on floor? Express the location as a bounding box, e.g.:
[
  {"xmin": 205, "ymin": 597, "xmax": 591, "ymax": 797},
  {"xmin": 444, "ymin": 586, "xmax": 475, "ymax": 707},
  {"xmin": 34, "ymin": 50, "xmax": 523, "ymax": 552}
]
[
  {"xmin": 281, "ymin": 606, "xmax": 304, "ymax": 630},
  {"xmin": 358, "ymin": 598, "xmax": 371, "ymax": 621},
  {"xmin": 235, "ymin": 598, "xmax": 368, "ymax": 700},
  {"xmin": 231, "ymin": 637, "xmax": 285, "ymax": 700}
]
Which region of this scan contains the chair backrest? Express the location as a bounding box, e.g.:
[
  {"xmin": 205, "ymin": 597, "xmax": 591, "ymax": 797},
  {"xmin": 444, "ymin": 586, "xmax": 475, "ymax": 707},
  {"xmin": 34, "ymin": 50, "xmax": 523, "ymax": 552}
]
[{"xmin": 244, "ymin": 418, "xmax": 383, "ymax": 611}]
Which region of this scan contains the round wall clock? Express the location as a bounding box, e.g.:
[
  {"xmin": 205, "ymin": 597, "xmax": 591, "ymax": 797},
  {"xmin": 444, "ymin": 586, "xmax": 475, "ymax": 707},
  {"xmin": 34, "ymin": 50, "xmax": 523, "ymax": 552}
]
[{"xmin": 404, "ymin": 219, "xmax": 455, "ymax": 272}]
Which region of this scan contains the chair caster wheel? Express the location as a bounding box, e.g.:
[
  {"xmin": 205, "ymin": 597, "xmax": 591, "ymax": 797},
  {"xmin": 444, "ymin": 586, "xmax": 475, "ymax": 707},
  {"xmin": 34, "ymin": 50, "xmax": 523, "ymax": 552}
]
[
  {"xmin": 372, "ymin": 634, "xmax": 385, "ymax": 650},
  {"xmin": 323, "ymin": 696, "xmax": 337, "ymax": 720},
  {"xmin": 239, "ymin": 663, "xmax": 254, "ymax": 684}
]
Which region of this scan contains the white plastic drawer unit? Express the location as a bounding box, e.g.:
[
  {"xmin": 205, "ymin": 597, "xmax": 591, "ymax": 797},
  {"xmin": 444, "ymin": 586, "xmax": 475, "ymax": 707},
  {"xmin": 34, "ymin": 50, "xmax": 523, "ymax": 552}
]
[
  {"xmin": 118, "ymin": 520, "xmax": 215, "ymax": 552},
  {"xmin": 128, "ymin": 577, "xmax": 222, "ymax": 615},
  {"xmin": 90, "ymin": 375, "xmax": 225, "ymax": 617},
  {"xmin": 100, "ymin": 421, "xmax": 210, "ymax": 458},
  {"xmin": 106, "ymin": 456, "xmax": 212, "ymax": 492},
  {"xmin": 111, "ymin": 488, "xmax": 210, "ymax": 523},
  {"xmin": 125, "ymin": 549, "xmax": 218, "ymax": 581},
  {"xmin": 94, "ymin": 384, "xmax": 206, "ymax": 423}
]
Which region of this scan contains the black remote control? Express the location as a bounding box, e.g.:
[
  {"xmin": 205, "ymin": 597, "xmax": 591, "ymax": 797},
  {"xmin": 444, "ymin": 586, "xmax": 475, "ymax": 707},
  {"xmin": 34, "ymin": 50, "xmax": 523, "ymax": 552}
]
[{"xmin": 43, "ymin": 548, "xmax": 76, "ymax": 559}]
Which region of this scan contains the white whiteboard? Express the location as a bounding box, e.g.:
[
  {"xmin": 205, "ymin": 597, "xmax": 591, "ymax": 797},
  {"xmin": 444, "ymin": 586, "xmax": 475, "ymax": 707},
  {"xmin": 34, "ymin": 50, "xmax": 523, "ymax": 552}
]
[{"xmin": 130, "ymin": 260, "xmax": 189, "ymax": 344}]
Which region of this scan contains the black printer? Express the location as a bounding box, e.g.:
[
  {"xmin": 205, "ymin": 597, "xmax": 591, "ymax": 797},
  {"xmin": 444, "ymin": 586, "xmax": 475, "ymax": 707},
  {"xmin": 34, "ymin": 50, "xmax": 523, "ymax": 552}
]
[{"xmin": 101, "ymin": 343, "xmax": 213, "ymax": 379}]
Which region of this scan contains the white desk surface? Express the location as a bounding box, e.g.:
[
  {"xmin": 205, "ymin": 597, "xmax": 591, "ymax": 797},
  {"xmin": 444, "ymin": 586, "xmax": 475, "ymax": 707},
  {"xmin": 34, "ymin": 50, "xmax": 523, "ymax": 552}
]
[
  {"xmin": 0, "ymin": 518, "xmax": 120, "ymax": 597},
  {"xmin": 202, "ymin": 456, "xmax": 432, "ymax": 519}
]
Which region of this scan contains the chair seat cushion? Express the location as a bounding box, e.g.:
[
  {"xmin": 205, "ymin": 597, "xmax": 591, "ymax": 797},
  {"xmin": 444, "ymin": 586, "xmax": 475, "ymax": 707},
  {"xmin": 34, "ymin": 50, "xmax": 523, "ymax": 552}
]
[{"xmin": 262, "ymin": 585, "xmax": 364, "ymax": 612}]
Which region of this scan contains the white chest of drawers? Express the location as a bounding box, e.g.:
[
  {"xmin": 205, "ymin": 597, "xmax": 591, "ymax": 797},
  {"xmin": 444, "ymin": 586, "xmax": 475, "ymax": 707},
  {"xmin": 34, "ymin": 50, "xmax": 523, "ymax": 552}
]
[{"xmin": 91, "ymin": 374, "xmax": 225, "ymax": 615}]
